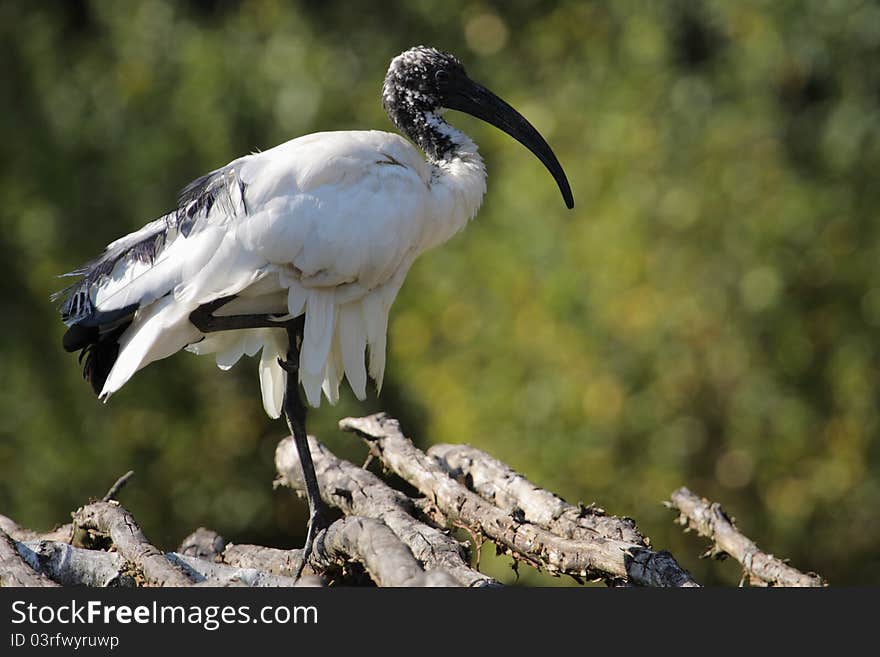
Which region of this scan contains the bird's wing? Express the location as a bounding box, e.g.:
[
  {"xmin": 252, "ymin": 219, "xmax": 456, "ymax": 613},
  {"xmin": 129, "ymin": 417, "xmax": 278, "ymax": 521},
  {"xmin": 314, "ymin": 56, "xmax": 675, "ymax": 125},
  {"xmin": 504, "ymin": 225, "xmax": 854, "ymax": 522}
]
[
  {"xmin": 55, "ymin": 155, "xmax": 254, "ymax": 393},
  {"xmin": 56, "ymin": 159, "xmax": 251, "ymax": 330},
  {"xmin": 205, "ymin": 130, "xmax": 433, "ymax": 408},
  {"xmin": 59, "ymin": 130, "xmax": 434, "ymax": 411},
  {"xmin": 238, "ymin": 131, "xmax": 431, "ymax": 287},
  {"xmin": 153, "ymin": 130, "xmax": 432, "ymax": 309}
]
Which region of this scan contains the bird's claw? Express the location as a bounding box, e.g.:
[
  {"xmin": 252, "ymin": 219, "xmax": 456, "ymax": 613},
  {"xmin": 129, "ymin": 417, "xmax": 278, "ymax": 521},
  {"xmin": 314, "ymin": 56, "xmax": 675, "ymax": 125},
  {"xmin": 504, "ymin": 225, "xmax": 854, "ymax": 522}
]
[
  {"xmin": 277, "ymin": 357, "xmax": 298, "ymax": 374},
  {"xmin": 294, "ymin": 505, "xmax": 330, "ymax": 580}
]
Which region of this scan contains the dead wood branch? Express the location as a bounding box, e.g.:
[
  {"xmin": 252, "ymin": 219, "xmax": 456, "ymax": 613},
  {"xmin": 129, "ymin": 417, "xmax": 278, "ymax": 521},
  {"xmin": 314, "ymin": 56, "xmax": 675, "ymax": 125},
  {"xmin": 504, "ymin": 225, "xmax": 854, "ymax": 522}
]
[
  {"xmin": 668, "ymin": 487, "xmax": 825, "ymax": 587},
  {"xmin": 165, "ymin": 552, "xmax": 303, "ymax": 587},
  {"xmin": 6, "ymin": 501, "xmax": 460, "ymax": 587},
  {"xmin": 429, "ymin": 443, "xmax": 644, "ymax": 544},
  {"xmin": 340, "ymin": 413, "xmax": 699, "ymax": 587},
  {"xmin": 177, "ymin": 527, "xmax": 227, "ymax": 561},
  {"xmin": 0, "ymin": 529, "xmax": 59, "ymax": 587},
  {"xmin": 275, "ymin": 434, "xmax": 497, "ymax": 587},
  {"xmin": 178, "ymin": 523, "xmax": 439, "ymax": 587},
  {"xmin": 315, "ymin": 516, "xmax": 458, "ymax": 586},
  {"xmin": 72, "ymin": 501, "xmax": 193, "ymax": 587},
  {"xmin": 221, "ymin": 543, "xmax": 300, "ymax": 576},
  {"xmin": 102, "ymin": 470, "xmax": 135, "ymax": 502},
  {"xmin": 16, "ymin": 540, "xmax": 133, "ymax": 587},
  {"xmin": 0, "ymin": 514, "xmax": 73, "ymax": 543},
  {"xmin": 8, "ymin": 414, "xmax": 826, "ymax": 588},
  {"xmin": 219, "ymin": 511, "xmax": 456, "ymax": 586},
  {"xmin": 7, "ymin": 532, "xmax": 312, "ymax": 588},
  {"xmin": 218, "ymin": 544, "xmax": 325, "ymax": 587}
]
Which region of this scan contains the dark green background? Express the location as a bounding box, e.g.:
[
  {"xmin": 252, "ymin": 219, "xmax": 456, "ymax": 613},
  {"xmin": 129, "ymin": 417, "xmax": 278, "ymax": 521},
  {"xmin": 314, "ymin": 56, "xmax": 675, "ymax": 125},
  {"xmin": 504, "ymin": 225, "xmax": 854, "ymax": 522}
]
[{"xmin": 2, "ymin": 0, "xmax": 878, "ymax": 586}]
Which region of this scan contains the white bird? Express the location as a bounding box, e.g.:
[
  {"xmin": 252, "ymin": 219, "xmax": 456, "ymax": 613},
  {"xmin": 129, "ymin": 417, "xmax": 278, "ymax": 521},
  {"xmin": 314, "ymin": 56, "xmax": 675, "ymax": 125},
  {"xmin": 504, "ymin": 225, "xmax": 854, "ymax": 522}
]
[{"xmin": 56, "ymin": 45, "xmax": 573, "ymax": 567}]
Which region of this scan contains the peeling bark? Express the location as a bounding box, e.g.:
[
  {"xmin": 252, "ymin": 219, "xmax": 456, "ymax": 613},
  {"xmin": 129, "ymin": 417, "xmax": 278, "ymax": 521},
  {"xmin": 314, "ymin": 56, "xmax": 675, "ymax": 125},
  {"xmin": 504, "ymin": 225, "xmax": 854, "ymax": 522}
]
[
  {"xmin": 669, "ymin": 487, "xmax": 825, "ymax": 587},
  {"xmin": 340, "ymin": 414, "xmax": 698, "ymax": 587},
  {"xmin": 72, "ymin": 501, "xmax": 193, "ymax": 587},
  {"xmin": 0, "ymin": 530, "xmax": 59, "ymax": 587},
  {"xmin": 429, "ymin": 443, "xmax": 645, "ymax": 544},
  {"xmin": 5, "ymin": 415, "xmax": 825, "ymax": 588},
  {"xmin": 275, "ymin": 434, "xmax": 497, "ymax": 587}
]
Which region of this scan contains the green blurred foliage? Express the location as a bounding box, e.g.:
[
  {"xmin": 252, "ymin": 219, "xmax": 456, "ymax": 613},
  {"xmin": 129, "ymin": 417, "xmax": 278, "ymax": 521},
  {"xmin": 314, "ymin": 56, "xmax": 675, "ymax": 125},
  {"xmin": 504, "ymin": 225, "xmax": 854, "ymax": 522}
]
[{"xmin": 1, "ymin": 0, "xmax": 879, "ymax": 586}]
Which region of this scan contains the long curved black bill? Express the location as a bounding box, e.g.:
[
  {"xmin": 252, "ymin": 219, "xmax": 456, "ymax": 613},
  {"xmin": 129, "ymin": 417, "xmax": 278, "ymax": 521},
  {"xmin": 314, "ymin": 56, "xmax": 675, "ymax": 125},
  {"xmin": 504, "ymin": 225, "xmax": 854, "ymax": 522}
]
[{"xmin": 444, "ymin": 79, "xmax": 574, "ymax": 209}]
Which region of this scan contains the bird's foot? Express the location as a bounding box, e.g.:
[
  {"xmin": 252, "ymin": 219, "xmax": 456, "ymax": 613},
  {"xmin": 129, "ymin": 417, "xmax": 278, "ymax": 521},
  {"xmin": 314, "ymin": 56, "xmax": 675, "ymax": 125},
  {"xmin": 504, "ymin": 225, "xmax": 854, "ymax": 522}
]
[
  {"xmin": 278, "ymin": 358, "xmax": 299, "ymax": 374},
  {"xmin": 295, "ymin": 504, "xmax": 330, "ymax": 580},
  {"xmin": 277, "ymin": 356, "xmax": 297, "ymax": 375}
]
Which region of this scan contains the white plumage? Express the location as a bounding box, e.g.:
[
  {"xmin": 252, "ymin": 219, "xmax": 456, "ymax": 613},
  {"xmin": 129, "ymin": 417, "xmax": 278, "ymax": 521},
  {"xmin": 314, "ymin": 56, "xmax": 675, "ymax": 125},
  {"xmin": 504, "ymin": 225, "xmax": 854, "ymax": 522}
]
[
  {"xmin": 92, "ymin": 129, "xmax": 486, "ymax": 416},
  {"xmin": 59, "ymin": 46, "xmax": 572, "ymax": 424},
  {"xmin": 57, "ymin": 46, "xmax": 572, "ymax": 569}
]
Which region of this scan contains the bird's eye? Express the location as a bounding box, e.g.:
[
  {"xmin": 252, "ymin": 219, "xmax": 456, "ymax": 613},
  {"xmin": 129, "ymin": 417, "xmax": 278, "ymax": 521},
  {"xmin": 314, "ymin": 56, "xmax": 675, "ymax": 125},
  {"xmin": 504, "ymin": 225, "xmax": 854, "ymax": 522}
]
[{"xmin": 435, "ymin": 69, "xmax": 451, "ymax": 84}]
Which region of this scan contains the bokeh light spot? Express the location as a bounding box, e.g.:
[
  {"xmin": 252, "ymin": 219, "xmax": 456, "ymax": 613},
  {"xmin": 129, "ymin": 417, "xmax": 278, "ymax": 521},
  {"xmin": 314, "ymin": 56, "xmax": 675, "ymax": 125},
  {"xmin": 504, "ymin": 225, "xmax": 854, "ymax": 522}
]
[
  {"xmin": 465, "ymin": 13, "xmax": 509, "ymax": 56},
  {"xmin": 740, "ymin": 266, "xmax": 782, "ymax": 311}
]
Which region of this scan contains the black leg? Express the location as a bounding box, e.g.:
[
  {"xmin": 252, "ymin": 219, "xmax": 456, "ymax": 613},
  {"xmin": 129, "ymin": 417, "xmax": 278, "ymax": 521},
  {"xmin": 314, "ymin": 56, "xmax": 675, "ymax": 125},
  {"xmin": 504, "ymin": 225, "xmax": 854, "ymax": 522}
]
[
  {"xmin": 189, "ymin": 296, "xmax": 288, "ymax": 333},
  {"xmin": 280, "ymin": 321, "xmax": 329, "ymax": 578},
  {"xmin": 189, "ymin": 299, "xmax": 329, "ymax": 578}
]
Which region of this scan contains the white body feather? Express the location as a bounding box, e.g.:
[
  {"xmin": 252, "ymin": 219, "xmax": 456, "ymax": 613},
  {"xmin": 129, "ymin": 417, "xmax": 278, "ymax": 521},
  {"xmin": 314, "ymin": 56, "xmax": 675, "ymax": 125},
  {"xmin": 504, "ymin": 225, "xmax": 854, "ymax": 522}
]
[{"xmin": 94, "ymin": 129, "xmax": 486, "ymax": 416}]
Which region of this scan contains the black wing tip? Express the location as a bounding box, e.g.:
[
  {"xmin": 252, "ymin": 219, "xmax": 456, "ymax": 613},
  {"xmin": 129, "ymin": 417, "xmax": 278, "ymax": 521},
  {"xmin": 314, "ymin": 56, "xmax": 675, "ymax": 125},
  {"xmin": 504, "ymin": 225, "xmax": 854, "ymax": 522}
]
[
  {"xmin": 73, "ymin": 323, "xmax": 127, "ymax": 396},
  {"xmin": 63, "ymin": 308, "xmax": 134, "ymax": 395},
  {"xmin": 178, "ymin": 170, "xmax": 217, "ymax": 207},
  {"xmin": 81, "ymin": 342, "xmax": 118, "ymax": 395},
  {"xmin": 62, "ymin": 323, "xmax": 99, "ymax": 352}
]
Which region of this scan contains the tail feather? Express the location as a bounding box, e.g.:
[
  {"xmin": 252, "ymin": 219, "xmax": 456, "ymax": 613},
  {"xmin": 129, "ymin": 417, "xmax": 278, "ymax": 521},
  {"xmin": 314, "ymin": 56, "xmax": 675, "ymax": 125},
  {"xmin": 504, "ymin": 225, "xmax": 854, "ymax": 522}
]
[
  {"xmin": 338, "ymin": 302, "xmax": 367, "ymax": 400},
  {"xmin": 76, "ymin": 323, "xmax": 130, "ymax": 395},
  {"xmin": 62, "ymin": 323, "xmax": 99, "ymax": 353},
  {"xmin": 258, "ymin": 331, "xmax": 288, "ymax": 418},
  {"xmin": 99, "ymin": 296, "xmax": 200, "ymax": 400},
  {"xmin": 56, "ymin": 162, "xmax": 251, "ymax": 400}
]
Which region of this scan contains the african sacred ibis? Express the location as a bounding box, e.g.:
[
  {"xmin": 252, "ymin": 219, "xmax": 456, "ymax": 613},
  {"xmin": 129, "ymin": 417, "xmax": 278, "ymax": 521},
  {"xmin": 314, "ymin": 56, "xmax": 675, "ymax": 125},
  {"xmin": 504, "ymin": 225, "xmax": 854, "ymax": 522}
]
[{"xmin": 56, "ymin": 46, "xmax": 574, "ymax": 569}]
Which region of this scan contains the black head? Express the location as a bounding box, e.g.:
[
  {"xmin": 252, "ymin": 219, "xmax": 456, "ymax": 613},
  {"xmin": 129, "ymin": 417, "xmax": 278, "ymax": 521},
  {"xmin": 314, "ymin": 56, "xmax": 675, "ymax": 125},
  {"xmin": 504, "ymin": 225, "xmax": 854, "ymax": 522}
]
[
  {"xmin": 382, "ymin": 46, "xmax": 467, "ymax": 117},
  {"xmin": 383, "ymin": 46, "xmax": 574, "ymax": 209}
]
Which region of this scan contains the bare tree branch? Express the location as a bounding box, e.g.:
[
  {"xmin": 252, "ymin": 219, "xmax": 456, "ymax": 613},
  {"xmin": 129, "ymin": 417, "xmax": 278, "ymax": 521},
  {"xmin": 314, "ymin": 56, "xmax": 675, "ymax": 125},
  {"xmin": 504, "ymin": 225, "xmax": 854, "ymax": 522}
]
[
  {"xmin": 0, "ymin": 529, "xmax": 59, "ymax": 587},
  {"xmin": 222, "ymin": 543, "xmax": 300, "ymax": 576},
  {"xmin": 11, "ymin": 535, "xmax": 319, "ymax": 588},
  {"xmin": 429, "ymin": 443, "xmax": 645, "ymax": 544},
  {"xmin": 216, "ymin": 544, "xmax": 322, "ymax": 587},
  {"xmin": 16, "ymin": 539, "xmax": 133, "ymax": 587},
  {"xmin": 275, "ymin": 434, "xmax": 497, "ymax": 587},
  {"xmin": 9, "ymin": 416, "xmax": 824, "ymax": 588},
  {"xmin": 165, "ymin": 552, "xmax": 304, "ymax": 587},
  {"xmin": 72, "ymin": 501, "xmax": 193, "ymax": 587},
  {"xmin": 340, "ymin": 413, "xmax": 699, "ymax": 587},
  {"xmin": 0, "ymin": 514, "xmax": 73, "ymax": 544},
  {"xmin": 181, "ymin": 519, "xmax": 450, "ymax": 587},
  {"xmin": 178, "ymin": 528, "xmax": 227, "ymax": 561},
  {"xmin": 14, "ymin": 501, "xmax": 456, "ymax": 587},
  {"xmin": 315, "ymin": 516, "xmax": 459, "ymax": 587},
  {"xmin": 102, "ymin": 470, "xmax": 135, "ymax": 503},
  {"xmin": 668, "ymin": 487, "xmax": 825, "ymax": 587}
]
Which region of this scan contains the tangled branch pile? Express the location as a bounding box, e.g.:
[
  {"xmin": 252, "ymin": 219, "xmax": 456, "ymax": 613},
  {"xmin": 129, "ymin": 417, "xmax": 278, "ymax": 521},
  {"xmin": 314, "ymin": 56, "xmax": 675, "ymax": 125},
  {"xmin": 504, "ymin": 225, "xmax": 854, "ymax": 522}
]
[{"xmin": 0, "ymin": 414, "xmax": 824, "ymax": 588}]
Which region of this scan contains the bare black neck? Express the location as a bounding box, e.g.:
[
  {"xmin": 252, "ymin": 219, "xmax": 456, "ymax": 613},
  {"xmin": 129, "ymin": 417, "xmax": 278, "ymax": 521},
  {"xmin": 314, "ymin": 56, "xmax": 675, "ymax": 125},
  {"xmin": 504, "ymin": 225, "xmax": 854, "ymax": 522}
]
[{"xmin": 383, "ymin": 86, "xmax": 470, "ymax": 162}]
